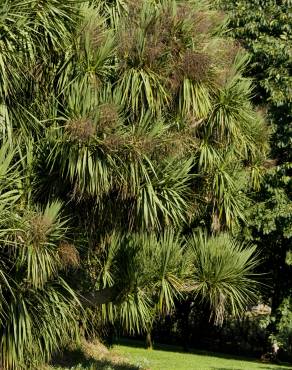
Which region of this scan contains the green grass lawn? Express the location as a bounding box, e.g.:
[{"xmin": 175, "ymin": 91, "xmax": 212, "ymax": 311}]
[
  {"xmin": 48, "ymin": 340, "xmax": 292, "ymax": 370},
  {"xmin": 113, "ymin": 343, "xmax": 291, "ymax": 370}
]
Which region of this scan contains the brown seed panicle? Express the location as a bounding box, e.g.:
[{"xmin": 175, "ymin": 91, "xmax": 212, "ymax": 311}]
[
  {"xmin": 30, "ymin": 215, "xmax": 52, "ymax": 245},
  {"xmin": 180, "ymin": 51, "xmax": 211, "ymax": 82},
  {"xmin": 98, "ymin": 103, "xmax": 119, "ymax": 133},
  {"xmin": 58, "ymin": 242, "xmax": 80, "ymax": 268},
  {"xmin": 66, "ymin": 118, "xmax": 96, "ymax": 143}
]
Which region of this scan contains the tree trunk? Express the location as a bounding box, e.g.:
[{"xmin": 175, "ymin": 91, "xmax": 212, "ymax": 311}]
[{"xmin": 146, "ymin": 331, "xmax": 153, "ymax": 349}]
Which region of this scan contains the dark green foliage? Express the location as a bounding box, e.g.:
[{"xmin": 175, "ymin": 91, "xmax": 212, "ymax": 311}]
[
  {"xmin": 215, "ymin": 0, "xmax": 292, "ymax": 357},
  {"xmin": 216, "ymin": 0, "xmax": 291, "ymax": 111},
  {"xmin": 273, "ymin": 298, "xmax": 292, "ymax": 356}
]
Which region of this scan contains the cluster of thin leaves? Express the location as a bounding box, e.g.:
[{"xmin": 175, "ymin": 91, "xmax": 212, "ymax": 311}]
[{"xmin": 84, "ymin": 230, "xmax": 260, "ymax": 333}]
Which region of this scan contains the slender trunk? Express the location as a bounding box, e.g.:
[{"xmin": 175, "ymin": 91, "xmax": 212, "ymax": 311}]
[{"xmin": 146, "ymin": 331, "xmax": 153, "ymax": 349}]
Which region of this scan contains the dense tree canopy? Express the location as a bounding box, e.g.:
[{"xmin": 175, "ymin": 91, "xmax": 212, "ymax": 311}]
[{"xmin": 0, "ymin": 0, "xmax": 273, "ymax": 368}]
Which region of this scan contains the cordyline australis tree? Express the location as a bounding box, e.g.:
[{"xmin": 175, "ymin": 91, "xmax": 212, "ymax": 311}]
[{"xmin": 0, "ymin": 0, "xmax": 269, "ymax": 368}]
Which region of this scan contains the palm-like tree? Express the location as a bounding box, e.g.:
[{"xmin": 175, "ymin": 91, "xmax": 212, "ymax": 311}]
[
  {"xmin": 42, "ymin": 0, "xmax": 268, "ymax": 233},
  {"xmin": 82, "ymin": 229, "xmax": 260, "ymax": 340},
  {"xmin": 188, "ymin": 230, "xmax": 260, "ymax": 326},
  {"xmin": 86, "ymin": 231, "xmax": 190, "ymax": 333},
  {"xmin": 0, "ymin": 0, "xmax": 269, "ymax": 367},
  {"xmin": 0, "ymin": 145, "xmax": 80, "ymax": 369}
]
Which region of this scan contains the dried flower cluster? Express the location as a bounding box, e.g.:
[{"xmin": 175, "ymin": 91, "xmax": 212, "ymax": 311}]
[
  {"xmin": 102, "ymin": 133, "xmax": 125, "ymax": 151},
  {"xmin": 167, "ymin": 52, "xmax": 212, "ymax": 92},
  {"xmin": 58, "ymin": 242, "xmax": 80, "ymax": 268},
  {"xmin": 143, "ymin": 40, "xmax": 166, "ymax": 69},
  {"xmin": 30, "ymin": 215, "xmax": 52, "ymax": 244},
  {"xmin": 126, "ymin": 0, "xmax": 144, "ymax": 19},
  {"xmin": 98, "ymin": 103, "xmax": 119, "ymax": 132},
  {"xmin": 180, "ymin": 51, "xmax": 211, "ymax": 82},
  {"xmin": 66, "ymin": 118, "xmax": 96, "ymax": 142}
]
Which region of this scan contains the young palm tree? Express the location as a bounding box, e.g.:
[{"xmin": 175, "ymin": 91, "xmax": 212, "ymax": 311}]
[
  {"xmin": 85, "ymin": 231, "xmax": 191, "ymax": 332},
  {"xmin": 81, "ymin": 229, "xmax": 261, "ymax": 343},
  {"xmin": 188, "ymin": 230, "xmax": 261, "ymax": 326}
]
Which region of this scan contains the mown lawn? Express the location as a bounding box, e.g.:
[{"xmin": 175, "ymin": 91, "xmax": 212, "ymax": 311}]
[
  {"xmin": 48, "ymin": 340, "xmax": 292, "ymax": 370},
  {"xmin": 113, "ymin": 343, "xmax": 291, "ymax": 370}
]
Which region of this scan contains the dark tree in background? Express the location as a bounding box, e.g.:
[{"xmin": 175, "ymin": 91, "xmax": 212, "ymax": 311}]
[{"xmin": 216, "ymin": 0, "xmax": 292, "ymax": 353}]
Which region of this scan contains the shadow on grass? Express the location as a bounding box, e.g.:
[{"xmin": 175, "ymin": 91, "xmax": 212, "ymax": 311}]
[
  {"xmin": 50, "ymin": 347, "xmax": 141, "ymax": 370},
  {"xmin": 115, "ymin": 338, "xmax": 292, "ymax": 369}
]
